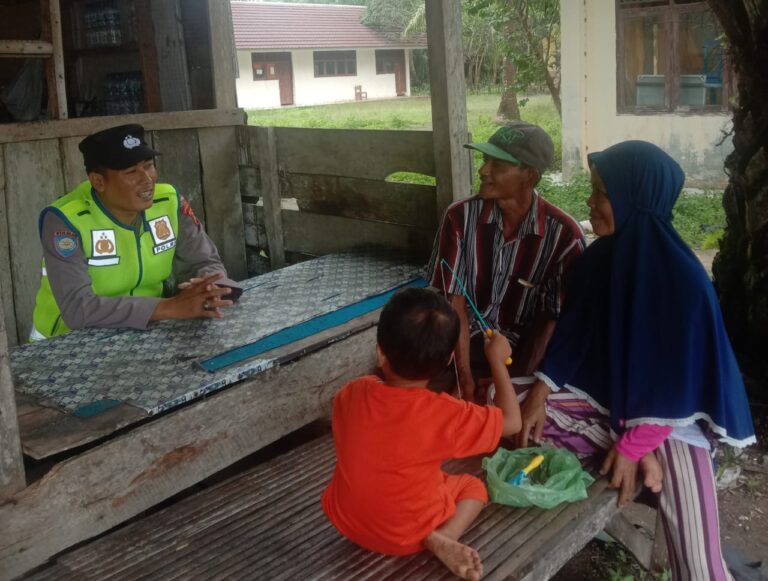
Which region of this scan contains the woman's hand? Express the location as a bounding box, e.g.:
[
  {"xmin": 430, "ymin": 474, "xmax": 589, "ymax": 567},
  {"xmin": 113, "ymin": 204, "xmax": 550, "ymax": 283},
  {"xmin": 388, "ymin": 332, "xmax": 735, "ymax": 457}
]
[
  {"xmin": 600, "ymin": 446, "xmax": 638, "ymax": 507},
  {"xmin": 601, "ymin": 446, "xmax": 664, "ymax": 508},
  {"xmin": 516, "ymin": 380, "xmax": 550, "ymax": 448}
]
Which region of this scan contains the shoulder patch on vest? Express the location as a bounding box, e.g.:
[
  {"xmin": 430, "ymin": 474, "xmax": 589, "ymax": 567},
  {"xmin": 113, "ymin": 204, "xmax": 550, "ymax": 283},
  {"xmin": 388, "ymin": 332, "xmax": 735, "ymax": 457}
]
[
  {"xmin": 180, "ymin": 197, "xmax": 200, "ymax": 226},
  {"xmin": 53, "ymin": 231, "xmax": 79, "ymax": 258},
  {"xmin": 153, "ymin": 196, "xmax": 170, "ymax": 203}
]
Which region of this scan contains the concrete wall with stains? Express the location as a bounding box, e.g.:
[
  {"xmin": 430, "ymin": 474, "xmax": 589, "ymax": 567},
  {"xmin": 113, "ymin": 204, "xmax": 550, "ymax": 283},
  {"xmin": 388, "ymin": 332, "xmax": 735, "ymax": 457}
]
[{"xmin": 561, "ymin": 0, "xmax": 733, "ymax": 188}]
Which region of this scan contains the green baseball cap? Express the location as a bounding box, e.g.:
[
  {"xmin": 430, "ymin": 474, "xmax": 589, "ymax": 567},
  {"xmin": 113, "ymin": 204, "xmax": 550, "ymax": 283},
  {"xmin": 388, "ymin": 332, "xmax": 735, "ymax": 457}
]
[{"xmin": 465, "ymin": 121, "xmax": 554, "ymax": 172}]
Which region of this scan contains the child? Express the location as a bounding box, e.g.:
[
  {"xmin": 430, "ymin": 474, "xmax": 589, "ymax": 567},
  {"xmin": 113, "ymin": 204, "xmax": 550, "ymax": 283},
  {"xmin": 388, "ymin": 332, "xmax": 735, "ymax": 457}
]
[{"xmin": 321, "ymin": 288, "xmax": 522, "ymax": 581}]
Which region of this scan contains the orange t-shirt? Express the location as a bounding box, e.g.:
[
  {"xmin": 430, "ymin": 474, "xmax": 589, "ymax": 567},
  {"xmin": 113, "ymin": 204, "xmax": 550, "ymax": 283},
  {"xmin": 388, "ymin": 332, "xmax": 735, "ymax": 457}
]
[{"xmin": 321, "ymin": 375, "xmax": 503, "ymax": 555}]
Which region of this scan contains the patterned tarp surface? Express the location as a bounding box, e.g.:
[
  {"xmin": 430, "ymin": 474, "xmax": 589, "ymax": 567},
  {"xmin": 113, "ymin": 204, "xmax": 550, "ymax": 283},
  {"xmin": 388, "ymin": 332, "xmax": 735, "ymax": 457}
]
[{"xmin": 11, "ymin": 251, "xmax": 423, "ymax": 416}]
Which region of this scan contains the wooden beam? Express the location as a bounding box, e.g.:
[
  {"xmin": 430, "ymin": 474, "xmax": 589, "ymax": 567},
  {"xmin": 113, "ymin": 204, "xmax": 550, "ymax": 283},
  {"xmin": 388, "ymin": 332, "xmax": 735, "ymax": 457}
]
[
  {"xmin": 425, "ymin": 0, "xmax": 472, "ymax": 220},
  {"xmin": 279, "ymin": 211, "xmax": 433, "ymax": 260},
  {"xmin": 255, "ymin": 126, "xmax": 286, "ymax": 269},
  {"xmin": 273, "ymin": 127, "xmax": 436, "ymax": 180},
  {"xmin": 198, "ymin": 126, "xmax": 248, "ymax": 280},
  {"xmin": 207, "ymin": 0, "xmax": 238, "ymax": 109},
  {"xmin": 0, "ymin": 321, "xmax": 378, "ymax": 579},
  {"xmin": 0, "ymin": 108, "xmax": 245, "ymax": 145},
  {"xmin": 604, "ymin": 511, "xmax": 653, "ymax": 569},
  {"xmin": 4, "ymin": 140, "xmax": 65, "ymax": 343},
  {"xmin": 150, "ymin": 0, "xmax": 192, "ymax": 111},
  {"xmin": 48, "ymin": 0, "xmax": 68, "ymax": 119},
  {"xmin": 0, "ymin": 40, "xmax": 53, "ymax": 57},
  {"xmin": 0, "ymin": 146, "xmax": 18, "ymax": 348},
  {"xmin": 0, "ymin": 294, "xmax": 25, "ymax": 500},
  {"xmin": 135, "ymin": 0, "xmax": 162, "ymax": 113}
]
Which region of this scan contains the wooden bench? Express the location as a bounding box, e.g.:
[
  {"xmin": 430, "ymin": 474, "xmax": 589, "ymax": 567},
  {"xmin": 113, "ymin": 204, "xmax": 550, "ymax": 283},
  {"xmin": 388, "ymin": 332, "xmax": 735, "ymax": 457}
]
[{"xmin": 24, "ymin": 431, "xmax": 664, "ymax": 580}]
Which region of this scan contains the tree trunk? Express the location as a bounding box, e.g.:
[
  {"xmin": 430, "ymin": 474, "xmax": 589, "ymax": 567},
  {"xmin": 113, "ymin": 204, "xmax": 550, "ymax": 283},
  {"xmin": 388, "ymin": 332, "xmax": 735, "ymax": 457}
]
[
  {"xmin": 518, "ymin": 3, "xmax": 562, "ymax": 116},
  {"xmin": 708, "ymin": 0, "xmax": 768, "ymax": 397},
  {"xmin": 497, "ymin": 55, "xmax": 521, "ymax": 121},
  {"xmin": 497, "ymin": 20, "xmax": 521, "ymax": 121}
]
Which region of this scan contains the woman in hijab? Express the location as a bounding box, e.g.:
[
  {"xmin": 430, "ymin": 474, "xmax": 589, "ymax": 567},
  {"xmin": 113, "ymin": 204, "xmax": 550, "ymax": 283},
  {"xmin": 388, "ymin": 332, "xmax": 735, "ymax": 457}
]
[{"xmin": 517, "ymin": 141, "xmax": 755, "ymax": 581}]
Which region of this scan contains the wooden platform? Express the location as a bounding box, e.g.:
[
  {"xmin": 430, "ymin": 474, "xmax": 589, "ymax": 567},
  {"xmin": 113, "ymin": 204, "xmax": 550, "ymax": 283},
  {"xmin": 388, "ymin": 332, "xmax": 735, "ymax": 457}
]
[{"xmin": 26, "ymin": 433, "xmax": 628, "ymax": 581}]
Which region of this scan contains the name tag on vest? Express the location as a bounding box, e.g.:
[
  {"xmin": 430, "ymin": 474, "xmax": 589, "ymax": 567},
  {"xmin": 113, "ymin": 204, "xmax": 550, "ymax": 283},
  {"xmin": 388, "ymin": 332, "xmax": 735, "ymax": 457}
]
[
  {"xmin": 148, "ymin": 215, "xmax": 176, "ymax": 255},
  {"xmin": 153, "ymin": 239, "xmax": 177, "ymax": 255}
]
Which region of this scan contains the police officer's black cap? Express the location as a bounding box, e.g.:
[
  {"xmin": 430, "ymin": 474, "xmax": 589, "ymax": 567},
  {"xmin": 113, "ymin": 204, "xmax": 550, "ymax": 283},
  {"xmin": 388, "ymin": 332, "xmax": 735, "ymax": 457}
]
[{"xmin": 79, "ymin": 124, "xmax": 160, "ymax": 171}]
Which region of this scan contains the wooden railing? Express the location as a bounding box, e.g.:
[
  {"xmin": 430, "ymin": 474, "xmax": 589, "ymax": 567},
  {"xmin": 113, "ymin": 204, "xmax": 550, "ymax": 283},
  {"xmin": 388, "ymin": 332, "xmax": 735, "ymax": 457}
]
[{"xmin": 238, "ymin": 126, "xmax": 440, "ymax": 272}]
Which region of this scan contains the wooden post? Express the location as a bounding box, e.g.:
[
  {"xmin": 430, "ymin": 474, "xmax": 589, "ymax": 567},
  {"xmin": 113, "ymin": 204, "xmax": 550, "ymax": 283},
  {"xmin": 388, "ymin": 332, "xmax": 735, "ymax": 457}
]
[
  {"xmin": 560, "ymin": 0, "xmax": 587, "ymax": 180},
  {"xmin": 150, "ymin": 0, "xmax": 192, "ymax": 111},
  {"xmin": 0, "ymin": 294, "xmax": 25, "ymax": 500},
  {"xmin": 255, "ymin": 127, "xmax": 286, "ymax": 269},
  {"xmin": 135, "ymin": 0, "xmax": 163, "ymax": 113},
  {"xmin": 48, "ymin": 0, "xmax": 68, "ymax": 119},
  {"xmin": 425, "ymin": 0, "xmax": 472, "ymax": 221},
  {"xmin": 207, "ymin": 0, "xmax": 238, "ymax": 109}
]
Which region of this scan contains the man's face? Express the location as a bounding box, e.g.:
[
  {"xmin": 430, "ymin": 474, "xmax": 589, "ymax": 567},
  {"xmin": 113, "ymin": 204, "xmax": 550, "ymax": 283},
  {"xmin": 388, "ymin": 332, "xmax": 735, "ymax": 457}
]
[
  {"xmin": 477, "ymin": 155, "xmax": 537, "ymax": 202},
  {"xmin": 90, "ymin": 159, "xmax": 158, "ymax": 215}
]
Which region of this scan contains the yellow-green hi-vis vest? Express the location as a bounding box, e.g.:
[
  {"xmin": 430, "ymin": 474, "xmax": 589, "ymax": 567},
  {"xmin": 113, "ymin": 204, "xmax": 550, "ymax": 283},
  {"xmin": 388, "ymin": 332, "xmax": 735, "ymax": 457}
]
[{"xmin": 32, "ymin": 181, "xmax": 180, "ymax": 338}]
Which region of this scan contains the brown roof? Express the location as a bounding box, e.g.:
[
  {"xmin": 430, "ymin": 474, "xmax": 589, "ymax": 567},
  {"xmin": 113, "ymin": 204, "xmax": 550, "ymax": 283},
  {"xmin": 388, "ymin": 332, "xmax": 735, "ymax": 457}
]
[{"xmin": 230, "ymin": 2, "xmax": 427, "ymax": 50}]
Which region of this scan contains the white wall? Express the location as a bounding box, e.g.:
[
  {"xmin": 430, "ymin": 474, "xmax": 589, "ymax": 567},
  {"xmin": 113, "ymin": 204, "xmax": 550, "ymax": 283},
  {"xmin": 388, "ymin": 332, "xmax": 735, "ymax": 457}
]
[
  {"xmin": 561, "ymin": 0, "xmax": 733, "ymax": 187},
  {"xmin": 235, "ymin": 48, "xmax": 410, "ymax": 110},
  {"xmin": 235, "ymin": 50, "xmax": 281, "ymax": 109}
]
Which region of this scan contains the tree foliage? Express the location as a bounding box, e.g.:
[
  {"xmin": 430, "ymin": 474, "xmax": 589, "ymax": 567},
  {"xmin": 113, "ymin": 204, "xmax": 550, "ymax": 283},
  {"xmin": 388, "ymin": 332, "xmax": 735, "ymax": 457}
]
[
  {"xmin": 465, "ymin": 0, "xmax": 561, "ymax": 116},
  {"xmin": 708, "ymin": 0, "xmax": 768, "ymax": 395}
]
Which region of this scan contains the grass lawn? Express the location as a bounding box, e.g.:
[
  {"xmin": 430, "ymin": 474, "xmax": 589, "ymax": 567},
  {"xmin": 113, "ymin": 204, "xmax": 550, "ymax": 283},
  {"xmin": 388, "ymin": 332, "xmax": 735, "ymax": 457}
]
[{"xmin": 246, "ymin": 94, "xmax": 724, "ymax": 249}]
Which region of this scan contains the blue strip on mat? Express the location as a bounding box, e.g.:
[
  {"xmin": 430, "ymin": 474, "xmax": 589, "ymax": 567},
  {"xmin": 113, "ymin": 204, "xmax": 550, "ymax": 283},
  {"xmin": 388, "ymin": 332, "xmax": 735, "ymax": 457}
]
[
  {"xmin": 73, "ymin": 399, "xmax": 122, "ymax": 418},
  {"xmin": 199, "ymin": 277, "xmax": 428, "ymax": 372}
]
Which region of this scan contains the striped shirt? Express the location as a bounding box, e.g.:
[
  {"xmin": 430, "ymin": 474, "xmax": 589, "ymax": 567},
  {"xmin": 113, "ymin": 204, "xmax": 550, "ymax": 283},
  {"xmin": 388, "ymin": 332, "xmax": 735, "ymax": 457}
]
[{"xmin": 428, "ymin": 193, "xmax": 585, "ymax": 346}]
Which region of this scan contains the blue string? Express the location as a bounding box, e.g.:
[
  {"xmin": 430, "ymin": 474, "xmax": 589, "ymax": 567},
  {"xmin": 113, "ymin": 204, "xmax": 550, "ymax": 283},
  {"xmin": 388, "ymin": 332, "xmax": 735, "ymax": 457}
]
[{"xmin": 439, "ymin": 259, "xmax": 490, "ymax": 331}]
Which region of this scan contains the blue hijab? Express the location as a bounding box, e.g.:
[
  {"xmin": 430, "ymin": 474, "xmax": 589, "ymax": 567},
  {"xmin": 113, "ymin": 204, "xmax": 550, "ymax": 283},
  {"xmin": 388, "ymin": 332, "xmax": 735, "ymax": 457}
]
[{"xmin": 540, "ymin": 141, "xmax": 755, "ymax": 447}]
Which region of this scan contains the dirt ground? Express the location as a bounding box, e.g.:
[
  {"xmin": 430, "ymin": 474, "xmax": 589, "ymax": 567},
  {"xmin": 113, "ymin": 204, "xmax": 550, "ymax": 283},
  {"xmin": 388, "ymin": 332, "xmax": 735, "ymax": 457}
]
[{"xmin": 553, "ymin": 409, "xmax": 768, "ymax": 580}]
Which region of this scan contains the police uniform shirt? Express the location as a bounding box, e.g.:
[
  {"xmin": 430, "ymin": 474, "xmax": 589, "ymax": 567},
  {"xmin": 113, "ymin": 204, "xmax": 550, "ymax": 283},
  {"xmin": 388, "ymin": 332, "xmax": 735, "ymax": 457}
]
[{"xmin": 40, "ymin": 194, "xmax": 241, "ymax": 331}]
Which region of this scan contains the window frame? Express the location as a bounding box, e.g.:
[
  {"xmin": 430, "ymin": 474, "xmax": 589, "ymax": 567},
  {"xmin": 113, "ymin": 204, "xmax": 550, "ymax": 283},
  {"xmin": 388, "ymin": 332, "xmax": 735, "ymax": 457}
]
[
  {"xmin": 251, "ymin": 53, "xmax": 280, "ymax": 81},
  {"xmin": 616, "ymin": 0, "xmax": 732, "ymax": 114},
  {"xmin": 313, "ymin": 50, "xmax": 357, "ymax": 78},
  {"xmin": 375, "ymin": 49, "xmax": 399, "ymax": 75}
]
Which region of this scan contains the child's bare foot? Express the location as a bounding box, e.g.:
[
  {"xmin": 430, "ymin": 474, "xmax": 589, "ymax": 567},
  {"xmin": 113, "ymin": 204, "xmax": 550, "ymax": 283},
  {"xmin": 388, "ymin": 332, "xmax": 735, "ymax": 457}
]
[
  {"xmin": 639, "ymin": 452, "xmax": 663, "ymax": 493},
  {"xmin": 424, "ymin": 530, "xmax": 483, "ymax": 580}
]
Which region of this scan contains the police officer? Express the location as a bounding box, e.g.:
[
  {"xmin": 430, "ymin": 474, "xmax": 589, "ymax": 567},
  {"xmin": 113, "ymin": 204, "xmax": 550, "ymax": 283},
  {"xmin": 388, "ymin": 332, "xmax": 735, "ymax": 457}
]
[{"xmin": 31, "ymin": 123, "xmax": 242, "ymax": 340}]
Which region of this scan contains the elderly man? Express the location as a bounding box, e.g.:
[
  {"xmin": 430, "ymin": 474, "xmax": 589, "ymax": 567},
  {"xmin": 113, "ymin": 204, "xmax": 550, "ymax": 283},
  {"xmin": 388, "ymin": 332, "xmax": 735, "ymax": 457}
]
[
  {"xmin": 31, "ymin": 123, "xmax": 241, "ymax": 340},
  {"xmin": 429, "ymin": 121, "xmax": 585, "ymax": 402}
]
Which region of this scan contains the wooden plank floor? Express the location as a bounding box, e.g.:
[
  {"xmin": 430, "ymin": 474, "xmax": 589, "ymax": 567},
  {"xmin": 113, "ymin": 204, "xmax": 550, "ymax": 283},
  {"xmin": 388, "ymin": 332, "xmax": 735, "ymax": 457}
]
[{"xmin": 26, "ymin": 434, "xmax": 621, "ymax": 581}]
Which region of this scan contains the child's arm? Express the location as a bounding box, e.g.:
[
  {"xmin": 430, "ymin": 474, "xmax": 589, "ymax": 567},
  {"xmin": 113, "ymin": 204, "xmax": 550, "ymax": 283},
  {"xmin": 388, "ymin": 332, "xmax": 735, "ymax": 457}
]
[{"xmin": 484, "ymin": 332, "xmax": 522, "ymax": 437}]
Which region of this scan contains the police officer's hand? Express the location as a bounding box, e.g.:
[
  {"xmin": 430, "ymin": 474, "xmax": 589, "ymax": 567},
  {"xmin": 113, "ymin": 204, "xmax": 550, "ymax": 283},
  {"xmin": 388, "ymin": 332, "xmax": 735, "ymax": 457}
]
[{"xmin": 151, "ymin": 273, "xmax": 234, "ymax": 321}]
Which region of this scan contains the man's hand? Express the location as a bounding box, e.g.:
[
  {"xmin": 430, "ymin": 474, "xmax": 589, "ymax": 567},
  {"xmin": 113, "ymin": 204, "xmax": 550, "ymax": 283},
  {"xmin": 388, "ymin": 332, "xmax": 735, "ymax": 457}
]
[
  {"xmin": 517, "ymin": 379, "xmax": 550, "ymax": 448},
  {"xmin": 151, "ymin": 273, "xmax": 234, "ymax": 321}
]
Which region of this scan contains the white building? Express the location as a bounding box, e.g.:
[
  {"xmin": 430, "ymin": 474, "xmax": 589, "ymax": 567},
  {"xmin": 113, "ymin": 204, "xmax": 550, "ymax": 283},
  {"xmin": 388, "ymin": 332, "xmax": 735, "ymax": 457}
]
[
  {"xmin": 561, "ymin": 0, "xmax": 734, "ymax": 187},
  {"xmin": 231, "ymin": 2, "xmax": 426, "ymax": 109}
]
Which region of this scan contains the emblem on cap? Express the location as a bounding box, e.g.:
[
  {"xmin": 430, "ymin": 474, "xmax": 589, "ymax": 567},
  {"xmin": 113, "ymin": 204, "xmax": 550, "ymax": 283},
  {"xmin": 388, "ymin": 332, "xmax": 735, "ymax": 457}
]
[
  {"xmin": 123, "ymin": 135, "xmax": 141, "ymax": 150},
  {"xmin": 496, "ymin": 127, "xmax": 525, "ymax": 144}
]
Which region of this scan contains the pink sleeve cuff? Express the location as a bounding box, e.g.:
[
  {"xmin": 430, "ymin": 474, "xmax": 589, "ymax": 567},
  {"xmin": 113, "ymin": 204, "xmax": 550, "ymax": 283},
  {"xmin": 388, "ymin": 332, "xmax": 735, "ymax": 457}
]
[{"xmin": 615, "ymin": 424, "xmax": 673, "ymax": 462}]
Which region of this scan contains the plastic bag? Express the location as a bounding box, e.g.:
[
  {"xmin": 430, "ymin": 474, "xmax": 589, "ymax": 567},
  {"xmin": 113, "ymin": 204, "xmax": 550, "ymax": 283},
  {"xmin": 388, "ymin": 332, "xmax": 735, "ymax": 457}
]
[{"xmin": 482, "ymin": 446, "xmax": 595, "ymax": 509}]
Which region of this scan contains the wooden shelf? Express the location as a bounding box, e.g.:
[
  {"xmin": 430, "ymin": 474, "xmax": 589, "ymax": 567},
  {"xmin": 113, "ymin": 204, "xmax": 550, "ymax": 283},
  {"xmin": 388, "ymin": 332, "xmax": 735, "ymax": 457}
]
[{"xmin": 68, "ymin": 42, "xmax": 138, "ymax": 56}]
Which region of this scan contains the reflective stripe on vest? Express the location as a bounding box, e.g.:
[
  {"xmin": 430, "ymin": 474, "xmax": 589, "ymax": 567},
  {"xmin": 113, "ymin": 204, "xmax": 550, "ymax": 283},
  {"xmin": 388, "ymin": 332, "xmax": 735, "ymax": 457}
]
[{"xmin": 32, "ymin": 181, "xmax": 180, "ymax": 338}]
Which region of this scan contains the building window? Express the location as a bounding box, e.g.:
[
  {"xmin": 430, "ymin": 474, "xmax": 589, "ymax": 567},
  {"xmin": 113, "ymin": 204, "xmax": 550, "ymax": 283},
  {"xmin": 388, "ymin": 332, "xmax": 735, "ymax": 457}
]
[
  {"xmin": 617, "ymin": 0, "xmax": 731, "ymax": 113},
  {"xmin": 251, "ymin": 53, "xmax": 279, "ymax": 81},
  {"xmin": 313, "ymin": 51, "xmax": 357, "ymax": 77},
  {"xmin": 375, "ymin": 50, "xmax": 398, "ymax": 74}
]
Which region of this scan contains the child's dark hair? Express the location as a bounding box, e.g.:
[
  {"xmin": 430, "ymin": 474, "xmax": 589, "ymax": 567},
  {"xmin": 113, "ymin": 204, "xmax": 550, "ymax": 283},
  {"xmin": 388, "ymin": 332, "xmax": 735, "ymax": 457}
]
[{"xmin": 377, "ymin": 287, "xmax": 459, "ymax": 380}]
